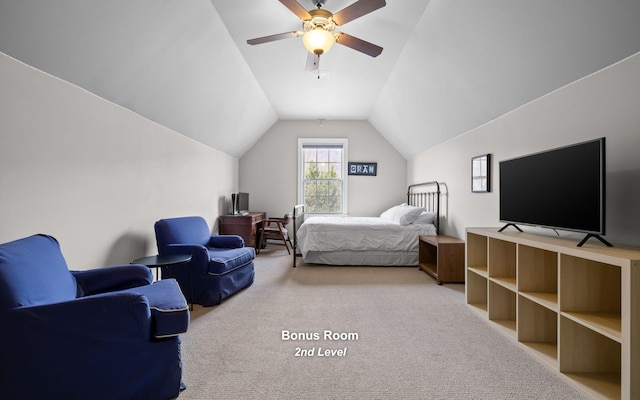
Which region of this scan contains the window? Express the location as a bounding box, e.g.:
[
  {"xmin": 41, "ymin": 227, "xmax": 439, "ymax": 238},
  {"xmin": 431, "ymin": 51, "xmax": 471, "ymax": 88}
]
[{"xmin": 298, "ymin": 138, "xmax": 347, "ymax": 215}]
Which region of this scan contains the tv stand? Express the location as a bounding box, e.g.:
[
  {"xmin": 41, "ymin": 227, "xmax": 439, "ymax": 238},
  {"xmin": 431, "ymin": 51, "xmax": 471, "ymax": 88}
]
[
  {"xmin": 498, "ymin": 223, "xmax": 522, "ymax": 232},
  {"xmin": 577, "ymin": 233, "xmax": 613, "ymax": 247},
  {"xmin": 465, "ymin": 227, "xmax": 640, "ymax": 399}
]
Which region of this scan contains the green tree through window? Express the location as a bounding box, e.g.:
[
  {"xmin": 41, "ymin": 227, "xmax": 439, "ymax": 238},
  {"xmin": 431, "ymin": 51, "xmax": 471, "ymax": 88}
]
[{"xmin": 300, "ymin": 142, "xmax": 345, "ymax": 214}]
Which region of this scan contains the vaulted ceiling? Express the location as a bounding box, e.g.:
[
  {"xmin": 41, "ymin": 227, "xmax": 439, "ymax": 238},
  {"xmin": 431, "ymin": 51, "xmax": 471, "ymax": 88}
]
[{"xmin": 1, "ymin": 0, "xmax": 640, "ymax": 158}]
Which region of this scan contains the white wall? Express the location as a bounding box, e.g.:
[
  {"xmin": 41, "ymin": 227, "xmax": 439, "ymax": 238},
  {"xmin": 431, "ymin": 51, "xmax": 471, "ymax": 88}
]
[
  {"xmin": 0, "ymin": 52, "xmax": 238, "ymax": 269},
  {"xmin": 239, "ymin": 120, "xmax": 407, "ymax": 218},
  {"xmin": 409, "ymin": 51, "xmax": 640, "ymax": 247}
]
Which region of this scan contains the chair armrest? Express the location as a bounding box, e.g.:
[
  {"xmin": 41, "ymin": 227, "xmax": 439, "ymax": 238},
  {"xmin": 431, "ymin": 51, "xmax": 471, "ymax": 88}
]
[
  {"xmin": 209, "ymin": 235, "xmax": 245, "ymax": 248},
  {"xmin": 71, "ymin": 264, "xmax": 152, "ymax": 296},
  {"xmin": 263, "ymin": 219, "xmax": 286, "ymax": 230},
  {"xmin": 164, "ymin": 244, "xmax": 209, "ymax": 271},
  {"xmin": 163, "ymin": 243, "xmax": 207, "ymax": 256},
  {"xmin": 4, "ymin": 291, "xmax": 153, "ymax": 340},
  {"xmin": 123, "ymin": 279, "xmax": 190, "ymax": 337}
]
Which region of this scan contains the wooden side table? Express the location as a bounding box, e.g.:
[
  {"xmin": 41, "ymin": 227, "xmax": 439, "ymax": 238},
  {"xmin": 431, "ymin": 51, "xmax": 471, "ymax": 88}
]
[
  {"xmin": 418, "ymin": 235, "xmax": 465, "ymax": 285},
  {"xmin": 219, "ymin": 212, "xmax": 265, "ymax": 249}
]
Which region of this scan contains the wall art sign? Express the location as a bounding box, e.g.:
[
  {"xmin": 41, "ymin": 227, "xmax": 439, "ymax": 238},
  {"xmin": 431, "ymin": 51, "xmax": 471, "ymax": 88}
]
[{"xmin": 348, "ymin": 162, "xmax": 377, "ymax": 176}]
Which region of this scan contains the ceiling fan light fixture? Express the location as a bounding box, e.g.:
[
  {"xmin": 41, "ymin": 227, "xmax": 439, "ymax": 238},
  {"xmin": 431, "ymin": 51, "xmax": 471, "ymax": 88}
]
[
  {"xmin": 246, "ymin": 0, "xmax": 386, "ymax": 63},
  {"xmin": 302, "ymin": 27, "xmax": 335, "ymax": 55}
]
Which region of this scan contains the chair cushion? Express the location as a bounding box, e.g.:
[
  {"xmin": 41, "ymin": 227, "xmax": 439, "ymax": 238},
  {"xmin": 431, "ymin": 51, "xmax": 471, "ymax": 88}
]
[
  {"xmin": 121, "ymin": 279, "xmax": 189, "ymax": 338},
  {"xmin": 0, "ymin": 234, "xmax": 78, "ymax": 310},
  {"xmin": 208, "ymin": 247, "xmax": 255, "ymax": 275}
]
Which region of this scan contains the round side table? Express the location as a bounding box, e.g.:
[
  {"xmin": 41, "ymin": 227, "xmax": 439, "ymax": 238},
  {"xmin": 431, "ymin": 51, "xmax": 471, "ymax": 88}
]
[{"xmin": 131, "ymin": 254, "xmax": 193, "ymax": 310}]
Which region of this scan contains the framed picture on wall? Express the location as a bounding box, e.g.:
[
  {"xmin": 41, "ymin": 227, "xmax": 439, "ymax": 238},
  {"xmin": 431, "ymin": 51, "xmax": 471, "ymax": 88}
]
[
  {"xmin": 348, "ymin": 162, "xmax": 377, "ymax": 176},
  {"xmin": 472, "ymin": 154, "xmax": 491, "ymax": 193}
]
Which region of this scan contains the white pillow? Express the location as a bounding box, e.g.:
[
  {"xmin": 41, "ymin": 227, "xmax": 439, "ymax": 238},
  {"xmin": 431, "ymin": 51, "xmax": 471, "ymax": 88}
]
[
  {"xmin": 379, "ymin": 204, "xmax": 402, "ymax": 220},
  {"xmin": 380, "ymin": 204, "xmax": 424, "ymax": 226},
  {"xmin": 413, "ymin": 211, "xmax": 437, "ymax": 225}
]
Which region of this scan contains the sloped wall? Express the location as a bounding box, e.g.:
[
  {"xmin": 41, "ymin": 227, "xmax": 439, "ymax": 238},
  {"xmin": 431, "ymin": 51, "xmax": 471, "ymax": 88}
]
[
  {"xmin": 409, "ymin": 51, "xmax": 640, "ymax": 247},
  {"xmin": 0, "ymin": 0, "xmax": 277, "ymax": 158},
  {"xmin": 0, "ymin": 52, "xmax": 238, "ymax": 268}
]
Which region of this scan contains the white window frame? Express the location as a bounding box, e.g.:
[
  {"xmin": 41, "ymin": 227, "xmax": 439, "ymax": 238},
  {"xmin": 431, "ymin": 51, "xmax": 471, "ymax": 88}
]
[{"xmin": 297, "ymin": 138, "xmax": 348, "ymax": 215}]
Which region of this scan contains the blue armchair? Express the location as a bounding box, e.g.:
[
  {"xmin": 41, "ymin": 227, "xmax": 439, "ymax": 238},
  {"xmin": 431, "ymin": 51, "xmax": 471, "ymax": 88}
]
[
  {"xmin": 0, "ymin": 234, "xmax": 189, "ymax": 400},
  {"xmin": 154, "ymin": 216, "xmax": 255, "ymax": 306}
]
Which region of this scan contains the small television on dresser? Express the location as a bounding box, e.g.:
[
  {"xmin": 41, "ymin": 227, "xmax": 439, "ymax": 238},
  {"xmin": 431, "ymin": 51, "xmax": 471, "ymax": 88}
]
[
  {"xmin": 499, "ymin": 137, "xmax": 610, "ymax": 247},
  {"xmin": 231, "ymin": 192, "xmax": 249, "ymax": 215}
]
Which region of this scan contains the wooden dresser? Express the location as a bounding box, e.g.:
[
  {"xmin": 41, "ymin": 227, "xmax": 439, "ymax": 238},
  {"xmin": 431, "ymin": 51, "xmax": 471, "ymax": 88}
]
[{"xmin": 218, "ymin": 212, "xmax": 265, "ymax": 249}]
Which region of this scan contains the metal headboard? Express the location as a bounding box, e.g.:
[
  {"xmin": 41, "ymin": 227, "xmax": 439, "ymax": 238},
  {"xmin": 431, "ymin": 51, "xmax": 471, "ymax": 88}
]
[{"xmin": 407, "ymin": 181, "xmax": 441, "ymax": 234}]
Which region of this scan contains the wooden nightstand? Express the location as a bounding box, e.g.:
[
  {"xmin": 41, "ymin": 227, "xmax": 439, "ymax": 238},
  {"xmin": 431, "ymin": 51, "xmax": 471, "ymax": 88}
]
[{"xmin": 418, "ymin": 235, "xmax": 465, "ymax": 284}]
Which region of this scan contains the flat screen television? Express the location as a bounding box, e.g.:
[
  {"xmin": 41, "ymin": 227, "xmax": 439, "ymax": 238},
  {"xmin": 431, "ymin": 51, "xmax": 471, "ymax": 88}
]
[
  {"xmin": 499, "ymin": 137, "xmax": 610, "ymax": 247},
  {"xmin": 231, "ymin": 192, "xmax": 249, "ymax": 215}
]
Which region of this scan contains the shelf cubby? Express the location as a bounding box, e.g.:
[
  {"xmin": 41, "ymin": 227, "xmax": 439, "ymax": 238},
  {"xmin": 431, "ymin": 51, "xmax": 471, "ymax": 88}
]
[
  {"xmin": 466, "ymin": 268, "xmax": 488, "ymax": 314},
  {"xmin": 466, "ymin": 232, "xmax": 488, "ymax": 315},
  {"xmin": 488, "ymin": 238, "xmax": 516, "ymax": 280},
  {"xmin": 488, "ymin": 280, "xmax": 516, "ymax": 337},
  {"xmin": 466, "ymin": 232, "xmax": 488, "ymax": 272},
  {"xmin": 518, "ymin": 245, "xmax": 558, "ymax": 311},
  {"xmin": 560, "ymin": 254, "xmax": 621, "ymax": 341},
  {"xmin": 560, "ymin": 316, "xmax": 621, "ymax": 399},
  {"xmin": 518, "ymin": 294, "xmax": 558, "ymax": 368}
]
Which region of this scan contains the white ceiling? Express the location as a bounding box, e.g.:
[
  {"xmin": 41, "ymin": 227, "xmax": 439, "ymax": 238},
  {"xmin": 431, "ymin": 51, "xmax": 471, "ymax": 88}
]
[
  {"xmin": 212, "ymin": 0, "xmax": 429, "ymax": 120},
  {"xmin": 1, "ymin": 0, "xmax": 640, "ymax": 158}
]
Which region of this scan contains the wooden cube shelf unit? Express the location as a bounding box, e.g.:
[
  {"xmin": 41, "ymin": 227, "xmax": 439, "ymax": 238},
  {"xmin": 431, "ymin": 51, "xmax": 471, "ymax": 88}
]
[
  {"xmin": 466, "ymin": 227, "xmax": 640, "ymax": 400},
  {"xmin": 418, "ymin": 235, "xmax": 465, "ymax": 284}
]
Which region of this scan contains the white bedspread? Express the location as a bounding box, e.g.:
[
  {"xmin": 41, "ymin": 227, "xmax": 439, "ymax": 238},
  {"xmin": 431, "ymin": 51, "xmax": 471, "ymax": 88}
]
[{"xmin": 296, "ymin": 216, "xmax": 436, "ymax": 258}]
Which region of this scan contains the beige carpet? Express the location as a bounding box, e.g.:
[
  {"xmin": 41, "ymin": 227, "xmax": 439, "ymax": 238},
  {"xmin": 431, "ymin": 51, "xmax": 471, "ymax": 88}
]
[{"xmin": 178, "ymin": 249, "xmax": 585, "ymax": 400}]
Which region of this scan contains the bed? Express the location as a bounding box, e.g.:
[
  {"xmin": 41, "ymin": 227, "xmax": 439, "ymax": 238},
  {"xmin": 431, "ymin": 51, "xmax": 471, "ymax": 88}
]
[{"xmin": 291, "ymin": 181, "xmax": 441, "ymax": 267}]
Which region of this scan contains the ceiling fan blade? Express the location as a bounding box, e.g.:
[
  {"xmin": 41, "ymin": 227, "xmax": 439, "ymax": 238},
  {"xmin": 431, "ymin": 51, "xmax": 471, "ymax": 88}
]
[
  {"xmin": 335, "ymin": 32, "xmax": 383, "ymax": 57},
  {"xmin": 305, "ymin": 52, "xmax": 320, "ymax": 71},
  {"xmin": 332, "ymin": 0, "xmax": 386, "ymax": 26},
  {"xmin": 279, "ymin": 0, "xmax": 312, "ymax": 20},
  {"xmin": 247, "ymin": 31, "xmax": 302, "ymax": 45}
]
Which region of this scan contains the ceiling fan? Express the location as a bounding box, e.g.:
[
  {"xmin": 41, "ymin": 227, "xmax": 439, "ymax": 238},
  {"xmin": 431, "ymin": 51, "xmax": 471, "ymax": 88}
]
[{"xmin": 247, "ymin": 0, "xmax": 386, "ymax": 71}]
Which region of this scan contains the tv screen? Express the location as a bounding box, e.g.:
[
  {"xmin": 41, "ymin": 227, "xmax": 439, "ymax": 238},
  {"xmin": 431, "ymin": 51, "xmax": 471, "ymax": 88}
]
[
  {"xmin": 237, "ymin": 192, "xmax": 249, "ymax": 213},
  {"xmin": 499, "ymin": 138, "xmax": 605, "ymax": 237}
]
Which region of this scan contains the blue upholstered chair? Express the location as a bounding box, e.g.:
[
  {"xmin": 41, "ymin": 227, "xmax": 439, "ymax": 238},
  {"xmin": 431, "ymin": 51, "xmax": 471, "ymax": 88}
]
[
  {"xmin": 0, "ymin": 234, "xmax": 189, "ymax": 400},
  {"xmin": 154, "ymin": 216, "xmax": 255, "ymax": 307}
]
